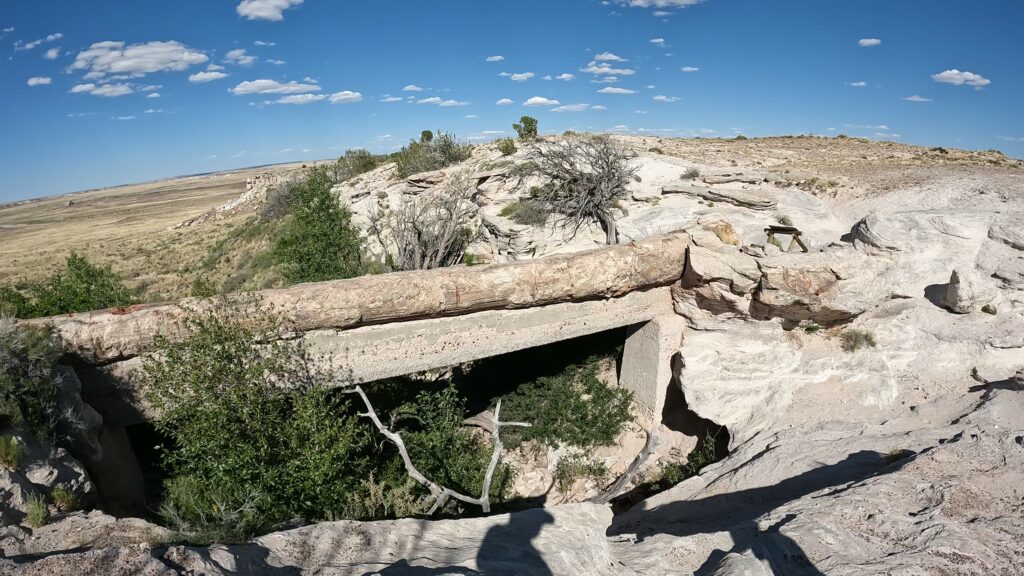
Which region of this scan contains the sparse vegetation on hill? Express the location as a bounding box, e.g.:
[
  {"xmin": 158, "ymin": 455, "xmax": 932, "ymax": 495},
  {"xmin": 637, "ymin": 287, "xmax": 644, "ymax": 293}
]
[
  {"xmin": 497, "ymin": 138, "xmax": 517, "ymax": 156},
  {"xmin": 513, "ymin": 116, "xmax": 539, "ymax": 140},
  {"xmin": 393, "ymin": 132, "xmax": 472, "ymax": 178},
  {"xmin": 0, "ymin": 318, "xmax": 74, "ymax": 443},
  {"xmin": 0, "ymin": 253, "xmax": 135, "ymax": 319},
  {"xmin": 274, "ymin": 166, "xmax": 364, "ymax": 284},
  {"xmin": 499, "ymin": 199, "xmax": 550, "ymax": 226},
  {"xmin": 331, "ymin": 149, "xmax": 386, "ymax": 185}
]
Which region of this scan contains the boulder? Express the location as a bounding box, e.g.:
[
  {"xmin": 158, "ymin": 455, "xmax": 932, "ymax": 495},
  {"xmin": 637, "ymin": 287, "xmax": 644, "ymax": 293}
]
[
  {"xmin": 939, "ymin": 268, "xmax": 997, "ymax": 314},
  {"xmin": 988, "ymin": 217, "xmax": 1024, "ymax": 251}
]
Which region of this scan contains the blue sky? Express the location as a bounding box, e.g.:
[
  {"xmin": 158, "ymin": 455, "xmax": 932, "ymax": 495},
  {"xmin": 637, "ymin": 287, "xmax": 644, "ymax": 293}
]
[{"xmin": 1, "ymin": 0, "xmax": 1022, "ymax": 202}]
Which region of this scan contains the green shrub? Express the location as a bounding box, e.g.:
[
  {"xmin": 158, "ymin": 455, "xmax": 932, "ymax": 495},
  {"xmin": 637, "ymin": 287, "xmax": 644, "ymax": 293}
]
[
  {"xmin": 840, "ymin": 329, "xmax": 876, "ymax": 352},
  {"xmin": 654, "ymin": 430, "xmax": 718, "ymax": 490},
  {"xmin": 25, "ymin": 493, "xmax": 48, "ymax": 528},
  {"xmin": 50, "ymin": 484, "xmax": 78, "ymax": 512},
  {"xmin": 497, "ymin": 138, "xmax": 517, "ymax": 156},
  {"xmin": 393, "ymin": 132, "xmax": 472, "ymax": 179},
  {"xmin": 274, "ymin": 167, "xmax": 364, "ymax": 284},
  {"xmin": 499, "ymin": 200, "xmax": 550, "ymax": 227},
  {"xmin": 189, "ymin": 277, "xmax": 217, "ymax": 299},
  {"xmin": 0, "ymin": 435, "xmax": 24, "ymax": 470},
  {"xmin": 553, "ymin": 453, "xmax": 607, "ymax": 495},
  {"xmin": 0, "ymin": 254, "xmax": 134, "ymax": 319},
  {"xmin": 513, "ymin": 116, "xmax": 538, "ymax": 140},
  {"xmin": 0, "ymin": 319, "xmax": 66, "ymax": 442},
  {"xmin": 500, "ymin": 356, "xmax": 633, "ymax": 449},
  {"xmin": 259, "ymin": 182, "xmax": 296, "ymax": 222},
  {"xmin": 682, "ymin": 168, "xmax": 700, "ymax": 180},
  {"xmin": 803, "ymin": 322, "xmax": 822, "ymax": 334},
  {"xmin": 330, "ymin": 149, "xmax": 385, "ymax": 186},
  {"xmin": 420, "ymin": 130, "xmax": 434, "ymax": 144},
  {"xmin": 648, "ymin": 147, "xmax": 664, "ymax": 154}
]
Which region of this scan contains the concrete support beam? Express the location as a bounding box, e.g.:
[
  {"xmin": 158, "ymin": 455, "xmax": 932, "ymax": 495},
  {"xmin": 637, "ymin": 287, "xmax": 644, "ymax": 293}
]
[{"xmin": 619, "ymin": 314, "xmax": 687, "ymax": 426}]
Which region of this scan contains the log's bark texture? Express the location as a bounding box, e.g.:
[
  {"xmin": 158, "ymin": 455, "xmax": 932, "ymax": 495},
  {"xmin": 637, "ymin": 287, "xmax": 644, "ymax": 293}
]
[{"xmin": 28, "ymin": 230, "xmax": 690, "ymax": 364}]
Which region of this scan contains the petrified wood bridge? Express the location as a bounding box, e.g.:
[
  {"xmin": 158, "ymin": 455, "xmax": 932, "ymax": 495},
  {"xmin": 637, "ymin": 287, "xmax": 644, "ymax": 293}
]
[{"xmin": 34, "ymin": 231, "xmax": 692, "ymax": 427}]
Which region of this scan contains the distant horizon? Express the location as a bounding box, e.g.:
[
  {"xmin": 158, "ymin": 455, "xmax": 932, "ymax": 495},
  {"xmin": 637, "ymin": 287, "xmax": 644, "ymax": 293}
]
[{"xmin": 2, "ymin": 0, "xmax": 1022, "ymax": 202}]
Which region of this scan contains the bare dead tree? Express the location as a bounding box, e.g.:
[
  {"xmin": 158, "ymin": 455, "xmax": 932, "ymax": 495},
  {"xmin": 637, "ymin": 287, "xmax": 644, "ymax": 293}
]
[
  {"xmin": 348, "ymin": 385, "xmax": 529, "ymax": 515},
  {"xmin": 367, "ymin": 177, "xmax": 479, "ymax": 271},
  {"xmin": 528, "ymin": 135, "xmax": 638, "ymax": 245}
]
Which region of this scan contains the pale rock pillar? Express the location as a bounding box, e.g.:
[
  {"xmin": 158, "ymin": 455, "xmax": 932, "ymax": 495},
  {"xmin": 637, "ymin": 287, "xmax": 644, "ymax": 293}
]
[{"xmin": 619, "ymin": 314, "xmax": 687, "ymax": 428}]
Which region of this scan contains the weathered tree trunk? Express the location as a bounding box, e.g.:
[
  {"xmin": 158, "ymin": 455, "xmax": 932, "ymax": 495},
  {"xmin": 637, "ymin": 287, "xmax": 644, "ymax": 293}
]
[{"xmin": 599, "ymin": 212, "xmax": 619, "ymax": 245}]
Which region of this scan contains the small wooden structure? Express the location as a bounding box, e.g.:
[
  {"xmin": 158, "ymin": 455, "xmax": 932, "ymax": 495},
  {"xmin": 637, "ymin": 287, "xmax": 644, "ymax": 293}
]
[{"xmin": 765, "ymin": 225, "xmax": 809, "ymax": 253}]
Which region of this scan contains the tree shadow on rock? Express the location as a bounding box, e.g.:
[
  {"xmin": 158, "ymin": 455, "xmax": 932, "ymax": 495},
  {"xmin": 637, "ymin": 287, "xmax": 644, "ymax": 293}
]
[
  {"xmin": 361, "ymin": 509, "xmax": 555, "ymax": 576},
  {"xmin": 609, "ymin": 449, "xmax": 918, "ymax": 576}
]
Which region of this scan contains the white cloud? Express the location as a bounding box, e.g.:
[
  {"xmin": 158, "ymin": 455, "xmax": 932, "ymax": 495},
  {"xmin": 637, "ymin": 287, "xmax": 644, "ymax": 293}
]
[
  {"xmin": 14, "ymin": 32, "xmax": 62, "ymax": 51},
  {"xmin": 146, "ymin": 92, "xmax": 161, "ymax": 98},
  {"xmin": 551, "ymin": 103, "xmax": 590, "ymax": 112},
  {"xmin": 69, "ymin": 41, "xmax": 207, "ymax": 80},
  {"xmin": 592, "ymin": 76, "xmax": 618, "ymax": 84},
  {"xmin": 555, "ymin": 73, "xmax": 574, "ymax": 81},
  {"xmin": 206, "ymin": 64, "xmax": 225, "ymax": 72},
  {"xmin": 581, "ymin": 61, "xmax": 636, "ymax": 75},
  {"xmin": 681, "ymin": 66, "xmax": 699, "ymax": 72},
  {"xmin": 858, "ymin": 38, "xmax": 881, "ymax": 47},
  {"xmin": 616, "ymin": 0, "xmax": 703, "ymax": 6},
  {"xmin": 486, "ymin": 55, "xmax": 504, "ymax": 62},
  {"xmin": 496, "ymin": 98, "xmax": 514, "ymax": 105},
  {"xmin": 848, "ymin": 81, "xmax": 867, "ymax": 87},
  {"xmin": 237, "ymin": 0, "xmax": 303, "ymax": 21},
  {"xmin": 650, "ymin": 38, "xmax": 665, "ymax": 46},
  {"xmin": 231, "ymin": 79, "xmax": 320, "ymax": 94},
  {"xmin": 2, "ymin": 27, "xmax": 13, "ymax": 33},
  {"xmin": 267, "ymin": 59, "xmax": 286, "ymax": 65},
  {"xmin": 43, "ymin": 47, "xmax": 60, "ymax": 60},
  {"xmin": 417, "ymin": 96, "xmax": 442, "ymax": 104},
  {"xmin": 932, "ymin": 69, "xmax": 990, "ymax": 87},
  {"xmin": 144, "ymin": 108, "xmax": 166, "ymax": 113},
  {"xmin": 27, "ymin": 76, "xmax": 52, "ymax": 86},
  {"xmin": 634, "ymin": 110, "xmax": 647, "ymax": 114},
  {"xmin": 70, "ymin": 82, "xmax": 133, "ymax": 97},
  {"xmin": 510, "ymin": 72, "xmax": 535, "ymax": 81},
  {"xmin": 997, "ymin": 135, "xmax": 1024, "ymax": 142},
  {"xmin": 465, "ymin": 114, "xmax": 479, "ymax": 119},
  {"xmin": 498, "ymin": 72, "xmax": 511, "ymax": 77},
  {"xmin": 403, "ymin": 84, "xmax": 423, "ymax": 92},
  {"xmin": 903, "ymin": 95, "xmax": 932, "ymax": 102},
  {"xmin": 652, "ymin": 95, "xmax": 679, "ymax": 102},
  {"xmin": 523, "ymin": 96, "xmax": 560, "ymax": 106},
  {"xmin": 225, "ymin": 48, "xmax": 256, "ymax": 66},
  {"xmin": 594, "ymin": 52, "xmax": 626, "ymax": 62},
  {"xmin": 112, "ymin": 115, "xmax": 136, "ymax": 121},
  {"xmin": 381, "ymin": 95, "xmax": 403, "ymax": 102},
  {"xmin": 189, "ymin": 70, "xmax": 228, "ymax": 83},
  {"xmin": 439, "ymin": 99, "xmax": 469, "ymax": 107},
  {"xmin": 254, "ymin": 40, "xmax": 276, "ymax": 46},
  {"xmin": 591, "ymin": 105, "xmax": 607, "ymax": 110},
  {"xmin": 653, "ymin": 11, "xmax": 670, "ymax": 16},
  {"xmin": 598, "ymin": 87, "xmax": 636, "ymax": 94},
  {"xmin": 276, "ymin": 93, "xmax": 325, "ymax": 104}
]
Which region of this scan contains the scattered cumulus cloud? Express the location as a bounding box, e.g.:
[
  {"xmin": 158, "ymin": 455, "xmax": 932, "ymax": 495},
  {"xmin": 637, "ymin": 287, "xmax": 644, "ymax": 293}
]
[
  {"xmin": 496, "ymin": 98, "xmax": 514, "ymax": 105},
  {"xmin": 69, "ymin": 82, "xmax": 134, "ymax": 97},
  {"xmin": 267, "ymin": 59, "xmax": 286, "ymax": 65},
  {"xmin": 416, "ymin": 96, "xmax": 468, "ymax": 106},
  {"xmin": 225, "ymin": 48, "xmax": 256, "ymax": 66},
  {"xmin": 27, "ymin": 76, "xmax": 52, "ymax": 86},
  {"xmin": 69, "ymin": 41, "xmax": 207, "ymax": 80},
  {"xmin": 14, "ymin": 32, "xmax": 62, "ymax": 51},
  {"xmin": 997, "ymin": 136, "xmax": 1024, "ymax": 142},
  {"xmin": 417, "ymin": 96, "xmax": 442, "ymax": 104},
  {"xmin": 650, "ymin": 38, "xmax": 665, "ymax": 46},
  {"xmin": 43, "ymin": 47, "xmax": 60, "ymax": 60},
  {"xmin": 486, "ymin": 55, "xmax": 504, "ymax": 62},
  {"xmin": 680, "ymin": 66, "xmax": 699, "ymax": 72},
  {"xmin": 932, "ymin": 69, "xmax": 990, "ymax": 87},
  {"xmin": 598, "ymin": 87, "xmax": 636, "ymax": 94},
  {"xmin": 551, "ymin": 103, "xmax": 590, "ymax": 112},
  {"xmin": 848, "ymin": 81, "xmax": 867, "ymax": 87},
  {"xmin": 276, "ymin": 93, "xmax": 326, "ymax": 104},
  {"xmin": 236, "ymin": 0, "xmax": 303, "ymax": 21},
  {"xmin": 146, "ymin": 92, "xmax": 161, "ymax": 98},
  {"xmin": 614, "ymin": 0, "xmax": 703, "ymax": 7},
  {"xmin": 189, "ymin": 70, "xmax": 228, "ymax": 83},
  {"xmin": 652, "ymin": 95, "xmax": 679, "ymax": 102},
  {"xmin": 510, "ymin": 72, "xmax": 535, "ymax": 81},
  {"xmin": 403, "ymin": 84, "xmax": 423, "ymax": 92},
  {"xmin": 144, "ymin": 108, "xmax": 166, "ymax": 114},
  {"xmin": 592, "ymin": 76, "xmax": 618, "ymax": 84},
  {"xmin": 254, "ymin": 40, "xmax": 275, "ymax": 46},
  {"xmin": 903, "ymin": 95, "xmax": 932, "ymax": 102},
  {"xmin": 858, "ymin": 38, "xmax": 881, "ymax": 47},
  {"xmin": 112, "ymin": 115, "xmax": 136, "ymax": 121},
  {"xmin": 381, "ymin": 95, "xmax": 403, "ymax": 102},
  {"xmin": 465, "ymin": 114, "xmax": 479, "ymax": 119},
  {"xmin": 581, "ymin": 61, "xmax": 636, "ymax": 75},
  {"xmin": 230, "ymin": 79, "xmax": 320, "ymax": 94},
  {"xmin": 555, "ymin": 73, "xmax": 574, "ymax": 81},
  {"xmin": 523, "ymin": 96, "xmax": 560, "ymax": 106},
  {"xmin": 591, "ymin": 105, "xmax": 607, "ymax": 110},
  {"xmin": 593, "ymin": 52, "xmax": 626, "ymax": 62}
]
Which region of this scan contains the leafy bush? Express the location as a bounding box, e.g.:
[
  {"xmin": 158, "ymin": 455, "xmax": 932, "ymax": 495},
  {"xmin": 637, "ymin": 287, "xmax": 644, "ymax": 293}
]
[
  {"xmin": 25, "ymin": 492, "xmax": 48, "ymax": 527},
  {"xmin": 654, "ymin": 430, "xmax": 718, "ymax": 490},
  {"xmin": 497, "ymin": 138, "xmax": 517, "ymax": 156},
  {"xmin": 0, "ymin": 319, "xmax": 67, "ymax": 442},
  {"xmin": 420, "ymin": 130, "xmax": 434, "ymax": 144},
  {"xmin": 527, "ymin": 135, "xmax": 637, "ymax": 244},
  {"xmin": 513, "ymin": 116, "xmax": 538, "ymax": 140},
  {"xmin": 394, "ymin": 132, "xmax": 472, "ymax": 178},
  {"xmin": 648, "ymin": 147, "xmax": 664, "ymax": 154},
  {"xmin": 840, "ymin": 329, "xmax": 876, "ymax": 352},
  {"xmin": 682, "ymin": 168, "xmax": 700, "ymax": 179},
  {"xmin": 50, "ymin": 484, "xmax": 78, "ymax": 512},
  {"xmin": 143, "ymin": 305, "xmax": 373, "ymax": 539},
  {"xmin": 0, "ymin": 435, "xmax": 24, "ymax": 470},
  {"xmin": 554, "ymin": 453, "xmax": 607, "ymax": 495},
  {"xmin": 259, "ymin": 182, "xmax": 296, "ymax": 222},
  {"xmin": 330, "ymin": 149, "xmax": 385, "ymax": 185},
  {"xmin": 0, "ymin": 254, "xmax": 134, "ymax": 319},
  {"xmin": 189, "ymin": 277, "xmax": 217, "ymax": 299},
  {"xmin": 274, "ymin": 166, "xmax": 364, "ymax": 284},
  {"xmin": 500, "ymin": 356, "xmax": 633, "ymax": 449},
  {"xmin": 499, "ymin": 199, "xmax": 550, "ymax": 227}
]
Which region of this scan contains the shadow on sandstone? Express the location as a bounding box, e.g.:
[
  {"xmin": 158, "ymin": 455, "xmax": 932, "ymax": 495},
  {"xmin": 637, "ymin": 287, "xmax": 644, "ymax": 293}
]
[
  {"xmin": 608, "ymin": 449, "xmax": 918, "ymax": 576},
  {"xmin": 358, "ymin": 508, "xmax": 555, "ymax": 576}
]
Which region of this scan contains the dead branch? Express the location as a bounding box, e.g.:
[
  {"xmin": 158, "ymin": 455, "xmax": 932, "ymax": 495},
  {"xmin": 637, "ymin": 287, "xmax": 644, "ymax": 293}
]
[{"xmin": 349, "ymin": 385, "xmax": 529, "ymax": 515}]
